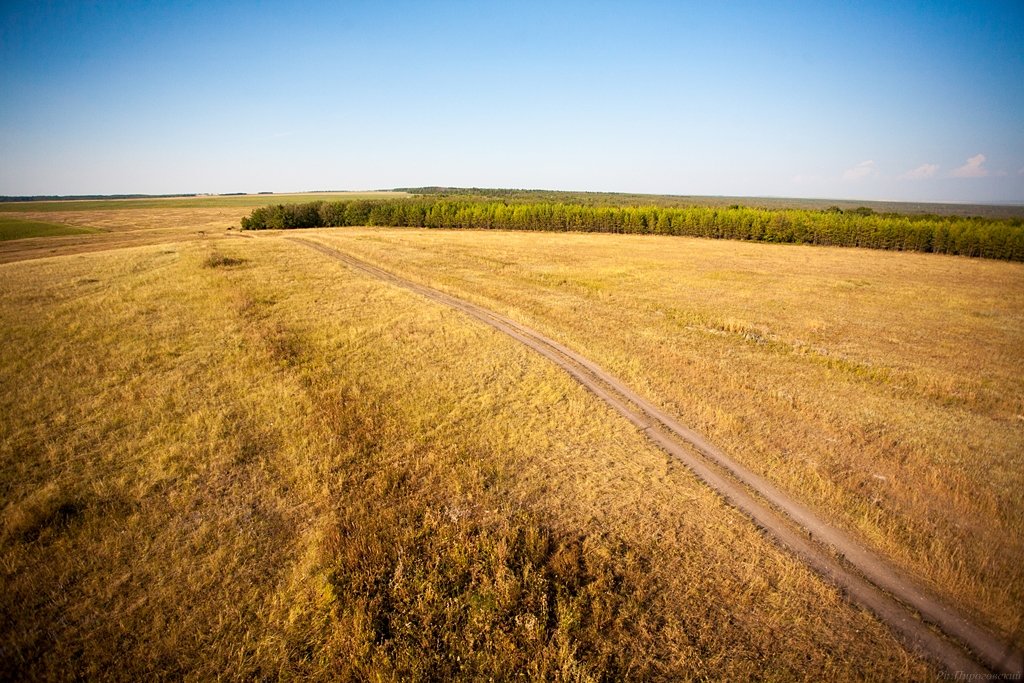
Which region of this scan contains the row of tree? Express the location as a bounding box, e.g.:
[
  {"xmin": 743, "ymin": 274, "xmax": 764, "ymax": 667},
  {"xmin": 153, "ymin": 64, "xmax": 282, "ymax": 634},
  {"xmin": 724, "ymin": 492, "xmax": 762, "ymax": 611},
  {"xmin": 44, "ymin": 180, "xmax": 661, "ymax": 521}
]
[{"xmin": 240, "ymin": 199, "xmax": 1024, "ymax": 261}]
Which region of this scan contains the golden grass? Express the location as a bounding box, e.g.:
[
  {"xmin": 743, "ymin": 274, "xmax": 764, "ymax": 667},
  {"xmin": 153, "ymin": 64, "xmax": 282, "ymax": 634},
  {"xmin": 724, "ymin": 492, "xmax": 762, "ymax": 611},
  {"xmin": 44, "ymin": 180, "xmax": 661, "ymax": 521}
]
[
  {"xmin": 302, "ymin": 227, "xmax": 1024, "ymax": 643},
  {"xmin": 0, "ymin": 197, "xmax": 398, "ymax": 264},
  {"xmin": 0, "ymin": 207, "xmax": 243, "ymax": 264},
  {"xmin": 1, "ymin": 237, "xmax": 934, "ymax": 679}
]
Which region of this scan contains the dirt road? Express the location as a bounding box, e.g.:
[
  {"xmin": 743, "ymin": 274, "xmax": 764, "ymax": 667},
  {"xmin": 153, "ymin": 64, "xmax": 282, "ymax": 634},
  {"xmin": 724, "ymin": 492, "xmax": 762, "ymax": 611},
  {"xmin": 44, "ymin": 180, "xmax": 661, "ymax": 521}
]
[{"xmin": 290, "ymin": 235, "xmax": 1023, "ymax": 678}]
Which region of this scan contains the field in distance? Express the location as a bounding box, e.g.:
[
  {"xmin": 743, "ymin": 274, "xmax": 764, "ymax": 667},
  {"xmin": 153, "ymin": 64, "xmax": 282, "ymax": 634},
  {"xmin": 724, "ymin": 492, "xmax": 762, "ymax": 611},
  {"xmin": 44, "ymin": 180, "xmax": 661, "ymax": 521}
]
[
  {"xmin": 0, "ymin": 214, "xmax": 97, "ymax": 241},
  {"xmin": 1, "ymin": 206, "xmax": 1021, "ymax": 679},
  {"xmin": 0, "ymin": 190, "xmax": 412, "ymax": 213},
  {"xmin": 0, "ymin": 191, "xmax": 405, "ymax": 264}
]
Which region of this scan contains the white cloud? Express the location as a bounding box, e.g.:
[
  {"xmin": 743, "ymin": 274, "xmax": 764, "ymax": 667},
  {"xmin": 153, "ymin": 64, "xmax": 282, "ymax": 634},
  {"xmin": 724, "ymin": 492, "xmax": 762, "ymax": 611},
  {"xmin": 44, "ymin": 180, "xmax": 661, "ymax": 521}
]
[
  {"xmin": 842, "ymin": 160, "xmax": 877, "ymax": 181},
  {"xmin": 900, "ymin": 163, "xmax": 939, "ymax": 180},
  {"xmin": 950, "ymin": 153, "xmax": 989, "ymax": 178}
]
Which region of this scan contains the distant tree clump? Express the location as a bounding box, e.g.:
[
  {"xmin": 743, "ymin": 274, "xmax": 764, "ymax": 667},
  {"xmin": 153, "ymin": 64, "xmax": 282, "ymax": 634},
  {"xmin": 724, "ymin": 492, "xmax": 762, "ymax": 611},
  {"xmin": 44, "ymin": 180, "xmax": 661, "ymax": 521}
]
[{"xmin": 240, "ymin": 199, "xmax": 1024, "ymax": 261}]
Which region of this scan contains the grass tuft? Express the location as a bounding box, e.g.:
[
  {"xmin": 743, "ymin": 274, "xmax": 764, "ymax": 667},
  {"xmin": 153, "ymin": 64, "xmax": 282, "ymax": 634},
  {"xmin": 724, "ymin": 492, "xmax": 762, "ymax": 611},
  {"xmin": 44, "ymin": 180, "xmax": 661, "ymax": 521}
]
[
  {"xmin": 2, "ymin": 484, "xmax": 88, "ymax": 543},
  {"xmin": 203, "ymin": 252, "xmax": 246, "ymax": 268}
]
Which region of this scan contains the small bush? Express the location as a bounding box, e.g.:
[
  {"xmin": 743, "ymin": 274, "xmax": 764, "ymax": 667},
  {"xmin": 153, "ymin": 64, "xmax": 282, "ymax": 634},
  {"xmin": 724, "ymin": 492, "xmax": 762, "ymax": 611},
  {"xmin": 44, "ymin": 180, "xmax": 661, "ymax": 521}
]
[{"xmin": 204, "ymin": 253, "xmax": 246, "ymax": 268}]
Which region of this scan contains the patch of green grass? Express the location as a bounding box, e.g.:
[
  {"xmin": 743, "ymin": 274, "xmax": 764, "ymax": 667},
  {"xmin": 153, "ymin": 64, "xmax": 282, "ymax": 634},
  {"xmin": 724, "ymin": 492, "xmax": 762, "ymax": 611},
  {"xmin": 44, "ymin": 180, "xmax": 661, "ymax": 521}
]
[{"xmin": 0, "ymin": 216, "xmax": 97, "ymax": 241}]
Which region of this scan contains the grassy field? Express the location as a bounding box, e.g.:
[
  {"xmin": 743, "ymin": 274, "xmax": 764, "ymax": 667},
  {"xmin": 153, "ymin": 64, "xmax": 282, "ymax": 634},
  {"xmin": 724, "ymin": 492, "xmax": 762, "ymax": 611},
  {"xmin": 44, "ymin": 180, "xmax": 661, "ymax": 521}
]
[
  {"xmin": 0, "ymin": 191, "xmax": 410, "ymax": 213},
  {"xmin": 0, "ymin": 215, "xmax": 97, "ymax": 241},
  {"xmin": 300, "ymin": 228, "xmax": 1024, "ymax": 642},
  {"xmin": 0, "ymin": 192, "xmax": 406, "ymax": 265},
  {"xmin": 1, "ymin": 206, "xmax": 1020, "ymax": 679},
  {"xmin": 0, "ymin": 236, "xmax": 933, "ymax": 680}
]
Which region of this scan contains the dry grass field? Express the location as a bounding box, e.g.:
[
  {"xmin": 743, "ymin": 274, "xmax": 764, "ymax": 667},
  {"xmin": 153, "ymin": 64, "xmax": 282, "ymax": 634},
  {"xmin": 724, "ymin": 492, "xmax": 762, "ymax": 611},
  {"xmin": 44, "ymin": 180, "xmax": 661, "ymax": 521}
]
[
  {"xmin": 1, "ymin": 205, "xmax": 1020, "ymax": 679},
  {"xmin": 307, "ymin": 228, "xmax": 1024, "ymax": 641},
  {"xmin": 0, "ymin": 192, "xmax": 405, "ymax": 264}
]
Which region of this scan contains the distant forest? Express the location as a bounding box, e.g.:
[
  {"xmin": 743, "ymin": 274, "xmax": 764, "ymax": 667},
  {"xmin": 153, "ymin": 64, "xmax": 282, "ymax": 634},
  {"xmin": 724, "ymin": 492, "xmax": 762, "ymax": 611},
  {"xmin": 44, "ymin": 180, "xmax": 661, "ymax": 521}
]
[
  {"xmin": 395, "ymin": 187, "xmax": 1024, "ymax": 220},
  {"xmin": 241, "ymin": 198, "xmax": 1024, "ymax": 261}
]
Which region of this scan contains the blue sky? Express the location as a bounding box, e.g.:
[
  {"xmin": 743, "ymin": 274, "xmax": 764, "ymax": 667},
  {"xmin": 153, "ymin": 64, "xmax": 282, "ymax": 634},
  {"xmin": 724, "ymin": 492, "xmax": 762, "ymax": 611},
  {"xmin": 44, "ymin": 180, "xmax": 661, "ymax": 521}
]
[{"xmin": 1, "ymin": 0, "xmax": 1022, "ymax": 202}]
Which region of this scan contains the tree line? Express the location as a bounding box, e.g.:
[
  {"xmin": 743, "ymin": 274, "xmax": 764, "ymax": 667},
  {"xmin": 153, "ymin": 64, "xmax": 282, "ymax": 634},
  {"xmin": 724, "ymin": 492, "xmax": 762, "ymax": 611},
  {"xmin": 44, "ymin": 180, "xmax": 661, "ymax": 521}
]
[{"xmin": 240, "ymin": 199, "xmax": 1024, "ymax": 261}]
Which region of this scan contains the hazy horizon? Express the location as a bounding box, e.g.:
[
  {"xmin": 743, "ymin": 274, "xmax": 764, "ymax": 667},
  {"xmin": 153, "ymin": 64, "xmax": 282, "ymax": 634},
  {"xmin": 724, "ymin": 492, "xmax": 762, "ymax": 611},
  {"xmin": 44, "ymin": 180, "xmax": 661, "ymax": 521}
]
[{"xmin": 2, "ymin": 1, "xmax": 1022, "ymax": 202}]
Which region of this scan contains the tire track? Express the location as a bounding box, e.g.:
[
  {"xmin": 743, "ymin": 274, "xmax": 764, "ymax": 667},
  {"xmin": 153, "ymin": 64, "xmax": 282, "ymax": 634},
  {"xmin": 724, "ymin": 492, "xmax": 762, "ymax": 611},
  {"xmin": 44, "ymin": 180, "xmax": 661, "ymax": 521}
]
[{"xmin": 289, "ymin": 235, "xmax": 1022, "ymax": 677}]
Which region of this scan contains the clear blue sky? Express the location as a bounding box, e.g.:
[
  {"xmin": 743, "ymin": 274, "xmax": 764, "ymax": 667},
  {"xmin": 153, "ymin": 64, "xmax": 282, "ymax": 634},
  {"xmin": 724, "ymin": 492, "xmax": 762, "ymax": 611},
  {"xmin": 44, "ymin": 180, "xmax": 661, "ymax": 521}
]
[{"xmin": 2, "ymin": 0, "xmax": 1022, "ymax": 202}]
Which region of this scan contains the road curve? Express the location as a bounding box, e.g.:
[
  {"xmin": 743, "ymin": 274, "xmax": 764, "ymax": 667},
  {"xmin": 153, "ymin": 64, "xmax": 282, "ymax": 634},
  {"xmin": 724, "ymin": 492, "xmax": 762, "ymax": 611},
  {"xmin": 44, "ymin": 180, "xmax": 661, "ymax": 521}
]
[{"xmin": 289, "ymin": 235, "xmax": 1022, "ymax": 678}]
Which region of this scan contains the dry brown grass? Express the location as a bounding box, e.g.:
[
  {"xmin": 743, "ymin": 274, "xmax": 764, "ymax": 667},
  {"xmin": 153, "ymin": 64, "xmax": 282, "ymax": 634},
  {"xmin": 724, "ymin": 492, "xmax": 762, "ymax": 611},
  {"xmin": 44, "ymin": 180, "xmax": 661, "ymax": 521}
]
[
  {"xmin": 303, "ymin": 227, "xmax": 1024, "ymax": 644},
  {"xmin": 0, "ymin": 190, "xmax": 405, "ymax": 264},
  {"xmin": 1, "ymin": 236, "xmax": 935, "ymax": 679},
  {"xmin": 0, "ymin": 207, "xmax": 244, "ymax": 264}
]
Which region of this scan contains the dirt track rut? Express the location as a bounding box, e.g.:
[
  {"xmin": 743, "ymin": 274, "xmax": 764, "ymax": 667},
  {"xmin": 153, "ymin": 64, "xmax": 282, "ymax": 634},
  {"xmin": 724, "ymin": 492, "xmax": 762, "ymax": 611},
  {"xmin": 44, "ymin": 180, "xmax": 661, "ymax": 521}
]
[{"xmin": 291, "ymin": 236, "xmax": 1022, "ymax": 677}]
